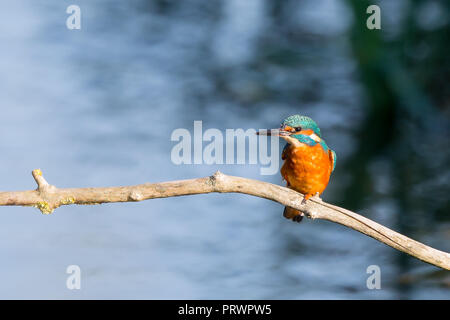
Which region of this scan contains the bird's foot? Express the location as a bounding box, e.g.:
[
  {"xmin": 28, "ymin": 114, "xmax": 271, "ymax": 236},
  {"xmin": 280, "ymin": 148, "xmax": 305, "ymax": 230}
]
[
  {"xmin": 292, "ymin": 214, "xmax": 304, "ymax": 223},
  {"xmin": 301, "ymin": 194, "xmax": 313, "ymax": 205}
]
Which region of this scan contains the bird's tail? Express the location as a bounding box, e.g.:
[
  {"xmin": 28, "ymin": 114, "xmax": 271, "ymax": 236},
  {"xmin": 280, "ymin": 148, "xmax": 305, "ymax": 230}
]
[{"xmin": 283, "ymin": 206, "xmax": 303, "ymax": 223}]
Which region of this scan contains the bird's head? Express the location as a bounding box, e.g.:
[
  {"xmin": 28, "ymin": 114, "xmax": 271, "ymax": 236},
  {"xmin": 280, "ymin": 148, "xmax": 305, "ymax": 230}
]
[
  {"xmin": 257, "ymin": 115, "xmax": 322, "ymax": 145},
  {"xmin": 280, "ymin": 115, "xmax": 321, "ymax": 138}
]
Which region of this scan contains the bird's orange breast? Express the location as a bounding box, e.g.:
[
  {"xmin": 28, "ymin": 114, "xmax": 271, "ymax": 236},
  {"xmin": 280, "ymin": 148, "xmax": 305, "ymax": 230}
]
[{"xmin": 281, "ymin": 143, "xmax": 333, "ymax": 197}]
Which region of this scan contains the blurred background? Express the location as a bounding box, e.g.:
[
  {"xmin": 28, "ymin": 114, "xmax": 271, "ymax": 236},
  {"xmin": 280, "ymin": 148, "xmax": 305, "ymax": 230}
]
[{"xmin": 0, "ymin": 0, "xmax": 448, "ymax": 299}]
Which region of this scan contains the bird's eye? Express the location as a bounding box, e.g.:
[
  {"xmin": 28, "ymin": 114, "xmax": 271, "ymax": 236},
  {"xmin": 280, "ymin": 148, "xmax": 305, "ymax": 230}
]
[{"xmin": 295, "ymin": 127, "xmax": 302, "ymax": 132}]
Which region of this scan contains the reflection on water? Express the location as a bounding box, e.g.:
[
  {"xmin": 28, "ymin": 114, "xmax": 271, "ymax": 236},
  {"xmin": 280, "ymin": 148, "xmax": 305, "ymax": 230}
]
[{"xmin": 0, "ymin": 0, "xmax": 448, "ymax": 299}]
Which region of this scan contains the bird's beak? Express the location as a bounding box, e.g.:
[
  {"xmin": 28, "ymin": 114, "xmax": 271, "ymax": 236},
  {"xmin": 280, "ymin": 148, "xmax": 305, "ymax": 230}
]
[
  {"xmin": 256, "ymin": 125, "xmax": 293, "ymax": 136},
  {"xmin": 257, "ymin": 125, "xmax": 302, "ymax": 147}
]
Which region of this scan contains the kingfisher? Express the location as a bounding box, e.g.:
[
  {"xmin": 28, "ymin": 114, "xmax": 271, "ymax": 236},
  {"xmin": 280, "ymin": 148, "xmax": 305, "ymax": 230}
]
[{"xmin": 258, "ymin": 115, "xmax": 336, "ymax": 222}]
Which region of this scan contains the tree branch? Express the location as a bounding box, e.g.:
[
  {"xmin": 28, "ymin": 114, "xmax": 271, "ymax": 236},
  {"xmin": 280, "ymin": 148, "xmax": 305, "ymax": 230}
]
[{"xmin": 1, "ymin": 169, "xmax": 449, "ymax": 270}]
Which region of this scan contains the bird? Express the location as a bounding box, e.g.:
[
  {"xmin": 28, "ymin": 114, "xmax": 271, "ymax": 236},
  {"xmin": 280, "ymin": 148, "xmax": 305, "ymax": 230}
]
[{"xmin": 258, "ymin": 115, "xmax": 336, "ymax": 222}]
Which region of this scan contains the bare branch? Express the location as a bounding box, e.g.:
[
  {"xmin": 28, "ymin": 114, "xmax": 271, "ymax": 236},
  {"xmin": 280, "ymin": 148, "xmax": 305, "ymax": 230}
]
[{"xmin": 1, "ymin": 169, "xmax": 449, "ymax": 270}]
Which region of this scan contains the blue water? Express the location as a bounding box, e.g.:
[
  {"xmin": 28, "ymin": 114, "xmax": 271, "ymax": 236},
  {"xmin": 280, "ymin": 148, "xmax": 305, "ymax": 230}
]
[{"xmin": 0, "ymin": 0, "xmax": 448, "ymax": 299}]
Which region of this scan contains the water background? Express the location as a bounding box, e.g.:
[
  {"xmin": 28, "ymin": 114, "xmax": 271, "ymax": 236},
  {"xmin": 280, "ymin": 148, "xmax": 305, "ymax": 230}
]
[{"xmin": 0, "ymin": 0, "xmax": 448, "ymax": 299}]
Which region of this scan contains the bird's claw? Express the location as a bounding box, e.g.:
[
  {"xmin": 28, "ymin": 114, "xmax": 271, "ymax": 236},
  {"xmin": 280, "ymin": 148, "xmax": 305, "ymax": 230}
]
[{"xmin": 301, "ymin": 193, "xmax": 321, "ymax": 205}]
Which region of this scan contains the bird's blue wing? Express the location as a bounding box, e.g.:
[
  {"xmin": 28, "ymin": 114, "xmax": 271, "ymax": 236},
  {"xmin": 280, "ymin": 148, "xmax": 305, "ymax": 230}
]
[{"xmin": 331, "ymin": 150, "xmax": 337, "ymax": 172}]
